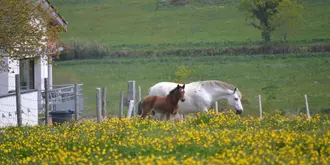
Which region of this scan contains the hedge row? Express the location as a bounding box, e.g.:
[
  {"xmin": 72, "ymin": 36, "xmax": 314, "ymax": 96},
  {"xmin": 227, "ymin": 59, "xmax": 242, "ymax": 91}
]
[{"xmin": 56, "ymin": 40, "xmax": 330, "ymax": 61}]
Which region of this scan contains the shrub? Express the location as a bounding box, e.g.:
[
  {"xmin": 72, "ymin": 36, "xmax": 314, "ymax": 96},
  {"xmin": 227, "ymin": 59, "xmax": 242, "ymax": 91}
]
[
  {"xmin": 56, "ymin": 38, "xmax": 111, "ymax": 61},
  {"xmin": 169, "ymin": 0, "xmax": 191, "ymax": 6}
]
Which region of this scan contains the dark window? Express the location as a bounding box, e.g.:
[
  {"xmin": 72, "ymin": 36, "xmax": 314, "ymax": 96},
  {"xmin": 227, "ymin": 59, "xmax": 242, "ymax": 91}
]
[{"xmin": 19, "ymin": 58, "xmax": 34, "ymax": 90}]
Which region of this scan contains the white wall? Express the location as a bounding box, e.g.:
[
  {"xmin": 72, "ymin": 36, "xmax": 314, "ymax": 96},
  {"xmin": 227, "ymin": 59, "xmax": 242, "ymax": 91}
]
[
  {"xmin": 0, "ymin": 57, "xmax": 9, "ymax": 95},
  {"xmin": 0, "ymin": 91, "xmax": 39, "ymax": 127},
  {"xmin": 34, "ymin": 57, "xmax": 49, "ymax": 91},
  {"xmin": 1, "ymin": 57, "xmax": 50, "ymax": 92},
  {"xmin": 7, "ymin": 59, "xmax": 19, "ymax": 92}
]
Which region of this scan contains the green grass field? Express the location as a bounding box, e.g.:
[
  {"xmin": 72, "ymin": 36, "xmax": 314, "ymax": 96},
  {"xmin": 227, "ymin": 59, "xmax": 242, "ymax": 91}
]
[
  {"xmin": 49, "ymin": 0, "xmax": 330, "ymax": 117},
  {"xmin": 53, "ymin": 53, "xmax": 330, "ymax": 117},
  {"xmin": 51, "ymin": 0, "xmax": 330, "ymax": 48}
]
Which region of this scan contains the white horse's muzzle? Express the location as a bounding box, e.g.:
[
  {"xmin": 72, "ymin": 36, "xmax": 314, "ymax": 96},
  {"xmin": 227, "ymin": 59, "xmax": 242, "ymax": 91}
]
[{"xmin": 236, "ymin": 109, "xmax": 243, "ymax": 115}]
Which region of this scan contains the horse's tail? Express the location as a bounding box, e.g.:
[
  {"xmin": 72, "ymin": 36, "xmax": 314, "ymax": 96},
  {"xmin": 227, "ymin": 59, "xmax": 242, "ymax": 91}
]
[{"xmin": 137, "ymin": 100, "xmax": 143, "ymax": 115}]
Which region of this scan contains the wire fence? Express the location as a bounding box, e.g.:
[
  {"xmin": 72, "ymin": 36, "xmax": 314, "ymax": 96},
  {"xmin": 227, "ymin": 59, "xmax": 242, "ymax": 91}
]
[
  {"xmin": 0, "ymin": 78, "xmax": 84, "ymax": 127},
  {"xmin": 46, "ymin": 82, "xmax": 330, "ymax": 123},
  {"xmin": 0, "ymin": 92, "xmax": 39, "ymax": 127},
  {"xmin": 1, "ymin": 78, "xmax": 330, "ymax": 128}
]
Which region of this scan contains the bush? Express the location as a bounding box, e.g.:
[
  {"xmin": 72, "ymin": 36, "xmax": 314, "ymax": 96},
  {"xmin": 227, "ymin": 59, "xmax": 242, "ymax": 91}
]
[
  {"xmin": 56, "ymin": 38, "xmax": 111, "ymax": 61},
  {"xmin": 169, "ymin": 0, "xmax": 191, "ymax": 6}
]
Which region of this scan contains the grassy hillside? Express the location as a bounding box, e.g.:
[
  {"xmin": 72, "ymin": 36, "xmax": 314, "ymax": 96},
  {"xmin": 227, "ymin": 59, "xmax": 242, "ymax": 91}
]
[
  {"xmin": 50, "ymin": 0, "xmax": 330, "ymax": 118},
  {"xmin": 53, "ymin": 53, "xmax": 330, "ymax": 117},
  {"xmin": 51, "ymin": 0, "xmax": 330, "ymax": 47}
]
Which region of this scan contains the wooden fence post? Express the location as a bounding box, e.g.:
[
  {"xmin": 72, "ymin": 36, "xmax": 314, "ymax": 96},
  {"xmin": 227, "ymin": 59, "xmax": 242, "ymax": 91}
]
[
  {"xmin": 127, "ymin": 100, "xmax": 135, "ymax": 118},
  {"xmin": 138, "ymin": 86, "xmax": 142, "ymax": 103},
  {"xmin": 102, "ymin": 87, "xmax": 107, "ymax": 119},
  {"xmin": 15, "ymin": 74, "xmax": 22, "ymax": 126},
  {"xmin": 215, "ymin": 101, "xmax": 218, "ymax": 114},
  {"xmin": 44, "ymin": 78, "xmax": 49, "ymax": 125},
  {"xmin": 127, "ymin": 81, "xmax": 136, "ymax": 116},
  {"xmin": 119, "ymin": 91, "xmax": 124, "ymax": 119},
  {"xmin": 96, "ymin": 88, "xmax": 101, "ymax": 123},
  {"xmin": 74, "ymin": 84, "xmax": 79, "ymax": 121},
  {"xmin": 304, "ymin": 94, "xmax": 310, "ymax": 119},
  {"xmin": 258, "ymin": 95, "xmax": 262, "ymax": 119}
]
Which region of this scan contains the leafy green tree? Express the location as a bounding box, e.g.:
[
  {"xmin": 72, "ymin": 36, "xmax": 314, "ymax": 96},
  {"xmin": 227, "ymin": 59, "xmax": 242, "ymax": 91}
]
[
  {"xmin": 238, "ymin": 0, "xmax": 303, "ymax": 42},
  {"xmin": 0, "ymin": 0, "xmax": 63, "ymax": 71},
  {"xmin": 272, "ymin": 0, "xmax": 304, "ymax": 42}
]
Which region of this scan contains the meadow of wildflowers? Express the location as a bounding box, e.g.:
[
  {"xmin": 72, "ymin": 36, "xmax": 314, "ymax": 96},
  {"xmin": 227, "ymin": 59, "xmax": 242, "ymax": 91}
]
[{"xmin": 0, "ymin": 110, "xmax": 329, "ymax": 165}]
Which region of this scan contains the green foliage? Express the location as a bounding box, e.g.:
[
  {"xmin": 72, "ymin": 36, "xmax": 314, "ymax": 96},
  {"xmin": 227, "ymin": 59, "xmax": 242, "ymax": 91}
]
[
  {"xmin": 169, "ymin": 65, "xmax": 196, "ymax": 83},
  {"xmin": 56, "ymin": 38, "xmax": 111, "ymax": 60},
  {"xmin": 56, "ymin": 40, "xmax": 330, "ymax": 61},
  {"xmin": 238, "ymin": 0, "xmax": 304, "ymax": 42},
  {"xmin": 0, "ymin": 0, "xmax": 64, "ymax": 71},
  {"xmin": 271, "ymin": 0, "xmax": 304, "ymax": 41}
]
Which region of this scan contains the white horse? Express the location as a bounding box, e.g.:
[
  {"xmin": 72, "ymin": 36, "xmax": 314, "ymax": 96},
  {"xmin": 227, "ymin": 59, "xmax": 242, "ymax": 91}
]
[{"xmin": 138, "ymin": 80, "xmax": 244, "ymax": 120}]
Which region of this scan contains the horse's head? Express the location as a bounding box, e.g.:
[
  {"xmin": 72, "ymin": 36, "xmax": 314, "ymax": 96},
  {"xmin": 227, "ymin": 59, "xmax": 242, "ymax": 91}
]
[
  {"xmin": 178, "ymin": 84, "xmax": 185, "ymax": 102},
  {"xmin": 169, "ymin": 84, "xmax": 186, "ymax": 102},
  {"xmin": 227, "ymin": 88, "xmax": 243, "ymax": 115}
]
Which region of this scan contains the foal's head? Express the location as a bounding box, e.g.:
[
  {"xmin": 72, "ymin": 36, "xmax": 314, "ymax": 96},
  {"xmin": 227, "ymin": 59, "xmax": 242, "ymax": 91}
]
[{"xmin": 168, "ymin": 84, "xmax": 185, "ymax": 102}]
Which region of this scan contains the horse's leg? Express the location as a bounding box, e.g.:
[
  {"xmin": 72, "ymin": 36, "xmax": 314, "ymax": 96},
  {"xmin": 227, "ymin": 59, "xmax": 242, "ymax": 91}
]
[
  {"xmin": 171, "ymin": 113, "xmax": 182, "ymax": 122},
  {"xmin": 180, "ymin": 114, "xmax": 185, "ymax": 121},
  {"xmin": 159, "ymin": 112, "xmax": 165, "ymax": 121},
  {"xmin": 159, "ymin": 112, "xmax": 166, "ymax": 121},
  {"xmin": 202, "ymin": 107, "xmax": 209, "ymax": 113},
  {"xmin": 150, "ymin": 110, "xmax": 156, "ymax": 120},
  {"xmin": 166, "ymin": 113, "xmax": 170, "ymax": 121},
  {"xmin": 177, "ymin": 113, "xmax": 184, "ymax": 122}
]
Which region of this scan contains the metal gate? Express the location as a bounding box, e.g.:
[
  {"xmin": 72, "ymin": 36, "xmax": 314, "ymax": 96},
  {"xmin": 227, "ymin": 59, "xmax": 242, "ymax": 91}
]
[{"xmin": 41, "ymin": 84, "xmax": 84, "ymax": 113}]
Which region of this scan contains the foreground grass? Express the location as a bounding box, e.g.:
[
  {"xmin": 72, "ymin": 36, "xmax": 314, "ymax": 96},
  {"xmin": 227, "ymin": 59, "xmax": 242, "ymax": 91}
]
[
  {"xmin": 0, "ymin": 111, "xmax": 329, "ymax": 164},
  {"xmin": 53, "ymin": 52, "xmax": 330, "ymax": 117}
]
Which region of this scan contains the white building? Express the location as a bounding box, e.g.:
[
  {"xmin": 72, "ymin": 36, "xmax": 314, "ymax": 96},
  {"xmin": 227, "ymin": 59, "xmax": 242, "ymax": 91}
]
[{"xmin": 0, "ymin": 0, "xmax": 68, "ymax": 127}]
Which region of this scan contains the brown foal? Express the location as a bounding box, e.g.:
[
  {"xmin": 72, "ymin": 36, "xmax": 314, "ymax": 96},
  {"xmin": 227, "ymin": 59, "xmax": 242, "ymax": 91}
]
[{"xmin": 140, "ymin": 84, "xmax": 185, "ymax": 120}]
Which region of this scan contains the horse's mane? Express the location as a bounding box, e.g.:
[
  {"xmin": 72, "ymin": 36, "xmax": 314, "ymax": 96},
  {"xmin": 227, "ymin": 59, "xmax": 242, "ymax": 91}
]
[
  {"xmin": 199, "ymin": 80, "xmax": 242, "ymax": 98},
  {"xmin": 168, "ymin": 86, "xmax": 178, "ymax": 95}
]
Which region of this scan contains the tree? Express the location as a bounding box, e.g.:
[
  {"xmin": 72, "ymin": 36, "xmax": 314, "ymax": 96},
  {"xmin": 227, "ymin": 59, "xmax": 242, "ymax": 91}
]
[
  {"xmin": 0, "ymin": 0, "xmax": 62, "ymax": 71},
  {"xmin": 271, "ymin": 0, "xmax": 304, "ymax": 42},
  {"xmin": 238, "ymin": 0, "xmax": 303, "ymax": 42}
]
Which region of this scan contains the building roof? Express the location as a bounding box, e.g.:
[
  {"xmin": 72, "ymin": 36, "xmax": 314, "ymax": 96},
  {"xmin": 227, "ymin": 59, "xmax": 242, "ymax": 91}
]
[{"xmin": 43, "ymin": 0, "xmax": 68, "ymax": 31}]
